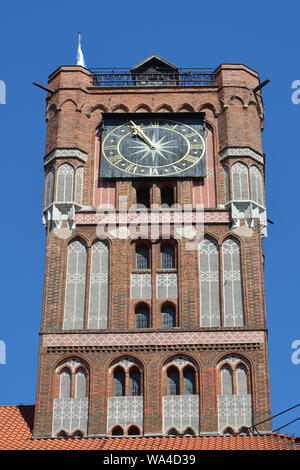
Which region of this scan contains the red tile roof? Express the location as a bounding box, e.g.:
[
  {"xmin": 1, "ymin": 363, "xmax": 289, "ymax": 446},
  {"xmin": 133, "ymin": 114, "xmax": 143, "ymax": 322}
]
[{"xmin": 0, "ymin": 405, "xmax": 299, "ymax": 451}]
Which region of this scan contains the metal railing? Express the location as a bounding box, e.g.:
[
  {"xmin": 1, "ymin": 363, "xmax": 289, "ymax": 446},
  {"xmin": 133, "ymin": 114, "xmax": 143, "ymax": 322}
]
[{"xmin": 89, "ymin": 68, "xmax": 216, "ymax": 87}]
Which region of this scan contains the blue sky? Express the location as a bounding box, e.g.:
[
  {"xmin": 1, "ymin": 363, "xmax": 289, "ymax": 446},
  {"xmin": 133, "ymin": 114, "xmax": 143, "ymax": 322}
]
[{"xmin": 1, "ymin": 0, "xmax": 300, "ymax": 435}]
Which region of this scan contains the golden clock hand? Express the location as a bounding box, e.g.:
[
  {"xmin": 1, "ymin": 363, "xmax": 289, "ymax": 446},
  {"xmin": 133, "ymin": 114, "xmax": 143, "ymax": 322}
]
[{"xmin": 129, "ymin": 121, "xmax": 156, "ymax": 150}]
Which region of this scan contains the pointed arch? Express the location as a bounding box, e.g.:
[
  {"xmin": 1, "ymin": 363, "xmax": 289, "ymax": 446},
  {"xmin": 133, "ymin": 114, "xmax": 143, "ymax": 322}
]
[
  {"xmin": 75, "ymin": 167, "xmax": 84, "ymax": 205},
  {"xmin": 127, "ymin": 425, "xmax": 141, "ymax": 435},
  {"xmin": 177, "ymin": 103, "xmax": 194, "ymax": 112},
  {"xmin": 63, "ymin": 238, "xmax": 88, "ymax": 330},
  {"xmin": 129, "ymin": 367, "xmax": 141, "ymax": 396},
  {"xmin": 56, "ymin": 163, "xmax": 74, "ymax": 202},
  {"xmin": 45, "ymin": 166, "xmax": 55, "ymax": 207},
  {"xmin": 167, "ymin": 366, "xmax": 180, "ymax": 395},
  {"xmin": 222, "ymin": 238, "xmax": 244, "ymax": 327},
  {"xmin": 111, "ymin": 425, "xmax": 124, "ymax": 436},
  {"xmin": 59, "ymin": 98, "xmax": 79, "ymax": 112},
  {"xmin": 161, "ymin": 302, "xmax": 176, "ymax": 328},
  {"xmin": 155, "ymin": 104, "xmax": 173, "ymax": 113},
  {"xmin": 198, "ymin": 237, "xmax": 220, "ymax": 327},
  {"xmin": 112, "ymin": 104, "xmax": 129, "ymax": 113},
  {"xmin": 88, "ymin": 239, "xmax": 109, "ymax": 329},
  {"xmin": 231, "ymin": 162, "xmax": 249, "ymax": 201},
  {"xmin": 183, "ymin": 427, "xmax": 196, "ymax": 436},
  {"xmin": 167, "ymin": 428, "xmax": 180, "ymax": 436},
  {"xmin": 114, "ymin": 366, "xmax": 126, "ymax": 397},
  {"xmin": 89, "ymin": 103, "xmax": 108, "ymax": 115},
  {"xmin": 59, "ymin": 368, "xmax": 72, "ymax": 398},
  {"xmin": 250, "ymin": 165, "xmax": 263, "ymax": 206},
  {"xmin": 134, "ymin": 103, "xmax": 152, "ymax": 113},
  {"xmin": 198, "ymin": 102, "xmax": 219, "ymax": 115},
  {"xmin": 183, "ymin": 366, "xmax": 196, "ymax": 395}
]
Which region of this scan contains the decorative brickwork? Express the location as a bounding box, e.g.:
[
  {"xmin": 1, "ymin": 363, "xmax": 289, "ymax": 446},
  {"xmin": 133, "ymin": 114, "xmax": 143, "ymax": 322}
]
[{"xmin": 33, "ymin": 58, "xmax": 271, "ymax": 439}]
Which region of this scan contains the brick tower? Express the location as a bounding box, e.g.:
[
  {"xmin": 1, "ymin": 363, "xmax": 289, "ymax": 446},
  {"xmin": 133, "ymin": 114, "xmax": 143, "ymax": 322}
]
[{"xmin": 33, "ymin": 55, "xmax": 271, "ymax": 438}]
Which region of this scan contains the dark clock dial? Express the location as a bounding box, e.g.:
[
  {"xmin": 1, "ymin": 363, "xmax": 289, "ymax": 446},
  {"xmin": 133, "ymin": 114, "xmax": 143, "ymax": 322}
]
[{"xmin": 101, "ymin": 117, "xmax": 205, "ymax": 177}]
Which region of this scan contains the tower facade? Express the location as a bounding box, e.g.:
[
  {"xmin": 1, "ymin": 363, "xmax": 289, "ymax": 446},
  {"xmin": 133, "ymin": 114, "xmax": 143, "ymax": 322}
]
[{"xmin": 33, "ymin": 56, "xmax": 271, "ymax": 438}]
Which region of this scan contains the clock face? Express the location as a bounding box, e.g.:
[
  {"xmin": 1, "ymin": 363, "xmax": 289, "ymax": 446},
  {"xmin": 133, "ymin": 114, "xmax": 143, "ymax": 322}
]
[{"xmin": 100, "ymin": 114, "xmax": 206, "ymax": 178}]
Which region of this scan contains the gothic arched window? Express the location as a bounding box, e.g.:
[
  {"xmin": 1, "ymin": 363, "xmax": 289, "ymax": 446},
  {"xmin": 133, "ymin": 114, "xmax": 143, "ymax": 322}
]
[
  {"xmin": 221, "ymin": 365, "xmax": 233, "ymax": 395},
  {"xmin": 75, "ymin": 368, "xmax": 87, "ymax": 398},
  {"xmin": 231, "ymin": 162, "xmax": 249, "ymax": 201},
  {"xmin": 223, "ymin": 165, "xmax": 231, "ymax": 203},
  {"xmin": 88, "ymin": 240, "xmax": 109, "ymax": 329},
  {"xmin": 222, "ymin": 238, "xmax": 244, "ymax": 327},
  {"xmin": 114, "ymin": 367, "xmax": 125, "ymax": 397},
  {"xmin": 161, "ymin": 304, "xmax": 176, "ymax": 328},
  {"xmin": 130, "ymin": 368, "xmax": 141, "ymax": 396},
  {"xmin": 198, "ymin": 238, "xmax": 220, "ymax": 327},
  {"xmin": 135, "ymin": 305, "xmax": 149, "ymax": 328},
  {"xmin": 56, "ymin": 163, "xmax": 74, "ymax": 202},
  {"xmin": 45, "ymin": 167, "xmax": 55, "ymax": 207},
  {"xmin": 59, "ymin": 368, "xmax": 71, "ymax": 398},
  {"xmin": 183, "ymin": 367, "xmax": 196, "ymax": 395},
  {"xmin": 167, "ymin": 367, "xmax": 180, "ymax": 395},
  {"xmin": 161, "ymin": 244, "xmax": 175, "ymax": 269},
  {"xmin": 64, "ymin": 239, "xmax": 88, "ymax": 330},
  {"xmin": 136, "ymin": 245, "xmax": 149, "ymax": 270},
  {"xmin": 75, "ymin": 167, "xmax": 84, "ymax": 204},
  {"xmin": 250, "ymin": 166, "xmax": 263, "ymax": 206}
]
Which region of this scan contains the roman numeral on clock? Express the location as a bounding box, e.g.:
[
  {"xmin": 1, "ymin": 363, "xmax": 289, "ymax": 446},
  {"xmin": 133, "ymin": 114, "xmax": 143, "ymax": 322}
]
[
  {"xmin": 172, "ymin": 165, "xmax": 181, "ymax": 172},
  {"xmin": 150, "ymin": 120, "xmax": 159, "ymax": 128},
  {"xmin": 184, "ymin": 154, "xmax": 200, "ymax": 164},
  {"xmin": 125, "ymin": 163, "xmax": 138, "ymax": 173},
  {"xmin": 108, "ymin": 155, "xmax": 122, "ymax": 165},
  {"xmin": 190, "ymin": 144, "xmax": 203, "ymax": 149},
  {"xmin": 149, "ymin": 168, "xmax": 158, "ymax": 175},
  {"xmin": 184, "ymin": 131, "xmax": 197, "ymax": 138},
  {"xmin": 104, "ymin": 145, "xmax": 118, "ymax": 151}
]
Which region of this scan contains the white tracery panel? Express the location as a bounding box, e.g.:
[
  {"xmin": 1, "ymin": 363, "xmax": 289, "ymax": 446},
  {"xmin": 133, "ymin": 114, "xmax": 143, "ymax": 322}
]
[
  {"xmin": 157, "ymin": 273, "xmax": 178, "ymax": 298},
  {"xmin": 163, "ymin": 356, "xmax": 198, "ymax": 370},
  {"xmin": 131, "ymin": 273, "xmax": 152, "ymax": 299},
  {"xmin": 163, "ymin": 395, "xmax": 199, "ymax": 434},
  {"xmin": 63, "ymin": 240, "xmax": 87, "ymax": 330},
  {"xmin": 250, "ymin": 166, "xmax": 263, "ymax": 206},
  {"xmin": 223, "ymin": 165, "xmax": 231, "ymax": 203},
  {"xmin": 199, "ymin": 238, "xmax": 220, "ymax": 327},
  {"xmin": 107, "ymin": 396, "xmax": 144, "ymax": 431},
  {"xmin": 52, "ymin": 398, "xmax": 89, "ymax": 436},
  {"xmin": 75, "ymin": 167, "xmax": 84, "ymax": 205},
  {"xmin": 88, "ymin": 240, "xmax": 109, "ymax": 329},
  {"xmin": 56, "ymin": 163, "xmax": 74, "ymax": 202},
  {"xmin": 222, "ymin": 239, "xmax": 244, "ymax": 327},
  {"xmin": 45, "ymin": 167, "xmax": 55, "ymax": 208},
  {"xmin": 218, "ymin": 395, "xmax": 252, "ymax": 432},
  {"xmin": 232, "ymin": 162, "xmax": 249, "ymax": 201},
  {"xmin": 218, "ymin": 356, "xmax": 252, "ymax": 433}
]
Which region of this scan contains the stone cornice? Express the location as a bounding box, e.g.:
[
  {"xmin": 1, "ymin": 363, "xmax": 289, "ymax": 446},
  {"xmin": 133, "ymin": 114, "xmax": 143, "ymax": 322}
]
[
  {"xmin": 219, "ymin": 147, "xmax": 264, "ymax": 165},
  {"xmin": 44, "ymin": 148, "xmax": 87, "ymax": 166}
]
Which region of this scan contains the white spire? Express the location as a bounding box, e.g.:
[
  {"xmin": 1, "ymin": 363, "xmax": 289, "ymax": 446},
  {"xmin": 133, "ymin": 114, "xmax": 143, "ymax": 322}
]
[{"xmin": 76, "ymin": 32, "xmax": 86, "ymax": 68}]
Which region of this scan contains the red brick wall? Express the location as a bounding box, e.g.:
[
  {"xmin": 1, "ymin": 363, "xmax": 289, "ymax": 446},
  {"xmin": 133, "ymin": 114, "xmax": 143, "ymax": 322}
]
[{"xmin": 33, "ymin": 63, "xmax": 271, "ymax": 437}]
